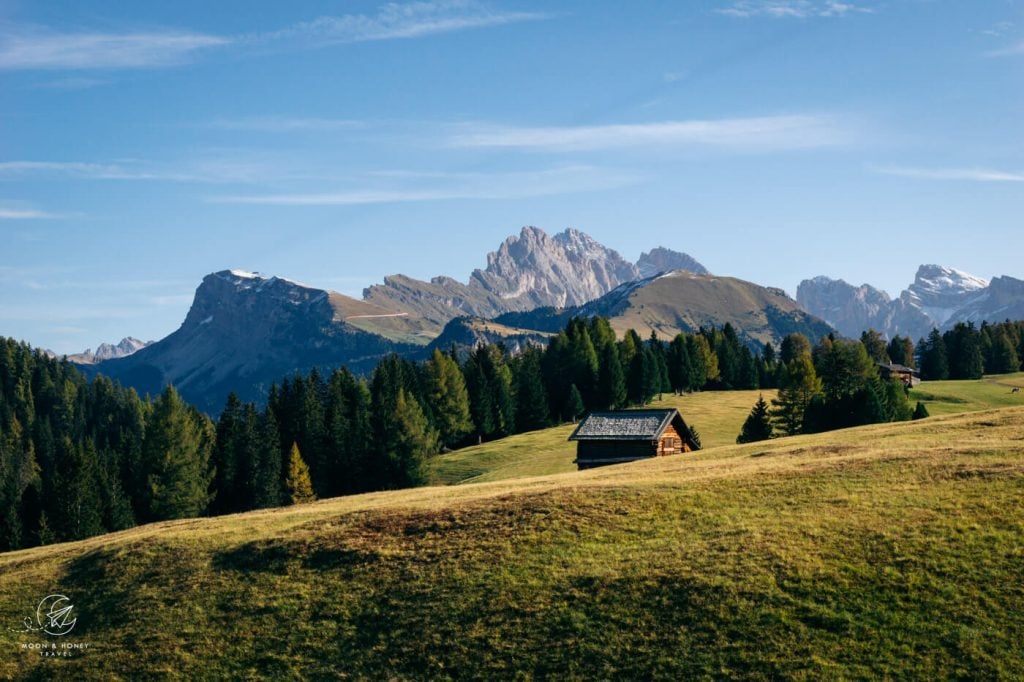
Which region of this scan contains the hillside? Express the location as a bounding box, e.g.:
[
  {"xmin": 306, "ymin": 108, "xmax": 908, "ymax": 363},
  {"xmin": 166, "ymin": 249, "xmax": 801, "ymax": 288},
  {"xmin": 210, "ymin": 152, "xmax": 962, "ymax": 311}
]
[
  {"xmin": 3, "ymin": 405, "xmax": 1023, "ymax": 679},
  {"xmin": 499, "ymin": 271, "xmax": 834, "ymax": 348},
  {"xmin": 430, "ymin": 388, "xmax": 776, "ymax": 485},
  {"xmin": 431, "ymin": 372, "xmax": 1024, "ymax": 486}
]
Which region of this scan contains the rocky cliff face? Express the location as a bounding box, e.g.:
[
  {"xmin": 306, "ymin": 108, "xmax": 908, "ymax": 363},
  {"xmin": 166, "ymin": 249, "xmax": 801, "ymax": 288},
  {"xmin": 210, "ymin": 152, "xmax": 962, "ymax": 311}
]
[
  {"xmin": 797, "ymin": 265, "xmax": 1015, "ymax": 340},
  {"xmin": 470, "ymin": 227, "xmax": 639, "ymax": 309},
  {"xmin": 365, "ymin": 226, "xmax": 707, "ymax": 327},
  {"xmin": 795, "ymin": 277, "xmax": 894, "ymax": 340},
  {"xmin": 636, "ymin": 247, "xmax": 709, "ymax": 278},
  {"xmin": 89, "ymin": 271, "xmax": 419, "ymax": 412}
]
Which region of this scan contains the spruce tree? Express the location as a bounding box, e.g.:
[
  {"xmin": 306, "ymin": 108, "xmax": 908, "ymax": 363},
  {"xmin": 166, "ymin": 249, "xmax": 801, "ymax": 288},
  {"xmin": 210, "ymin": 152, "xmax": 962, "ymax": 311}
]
[
  {"xmin": 514, "ymin": 348, "xmax": 551, "ymax": 432},
  {"xmin": 388, "ymin": 389, "xmax": 437, "ymax": 488},
  {"xmin": 285, "ymin": 442, "xmax": 316, "ymax": 504},
  {"xmin": 860, "ymin": 330, "xmax": 889, "ymax": 364},
  {"xmin": 667, "ymin": 334, "xmax": 692, "ymax": 394},
  {"xmin": 564, "ymin": 384, "xmax": 585, "ymax": 423},
  {"xmin": 425, "ymin": 349, "xmax": 473, "ymax": 448},
  {"xmin": 912, "ymin": 401, "xmax": 930, "ymax": 420},
  {"xmin": 143, "ymin": 386, "xmax": 214, "ymax": 521},
  {"xmin": 737, "ymin": 395, "xmax": 774, "ymax": 444},
  {"xmin": 919, "ymin": 329, "xmax": 948, "ymax": 380},
  {"xmin": 597, "ymin": 342, "xmax": 627, "ymax": 409},
  {"xmin": 771, "ymin": 353, "xmax": 823, "ymax": 436}
]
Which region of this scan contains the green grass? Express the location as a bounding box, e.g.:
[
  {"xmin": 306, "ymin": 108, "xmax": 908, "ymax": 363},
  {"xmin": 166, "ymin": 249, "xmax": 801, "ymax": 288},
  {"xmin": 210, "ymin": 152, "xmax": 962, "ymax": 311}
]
[
  {"xmin": 2, "ymin": 406, "xmax": 1023, "ymax": 679},
  {"xmin": 430, "ymin": 389, "xmax": 777, "ymax": 485},
  {"xmin": 910, "ymin": 371, "xmax": 1024, "ymax": 415}
]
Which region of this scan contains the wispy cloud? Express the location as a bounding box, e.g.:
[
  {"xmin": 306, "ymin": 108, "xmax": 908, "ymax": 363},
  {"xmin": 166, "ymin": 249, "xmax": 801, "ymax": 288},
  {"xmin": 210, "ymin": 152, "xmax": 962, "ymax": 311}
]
[
  {"xmin": 0, "ymin": 206, "xmax": 57, "ymax": 219},
  {"xmin": 260, "ymin": 1, "xmax": 549, "ymax": 46},
  {"xmin": 0, "ymin": 2, "xmax": 545, "ymax": 72},
  {"xmin": 0, "ymin": 27, "xmax": 229, "ymax": 70},
  {"xmin": 445, "ymin": 115, "xmax": 856, "ymax": 152},
  {"xmin": 986, "ymin": 41, "xmax": 1024, "ymax": 57},
  {"xmin": 208, "ymin": 165, "xmax": 639, "ymax": 206},
  {"xmin": 206, "ymin": 117, "xmax": 364, "ymax": 132},
  {"xmin": 0, "ymin": 159, "xmax": 288, "ymax": 184},
  {"xmin": 718, "ymin": 1, "xmax": 872, "ymax": 19},
  {"xmin": 872, "ymin": 165, "xmax": 1024, "ymax": 183}
]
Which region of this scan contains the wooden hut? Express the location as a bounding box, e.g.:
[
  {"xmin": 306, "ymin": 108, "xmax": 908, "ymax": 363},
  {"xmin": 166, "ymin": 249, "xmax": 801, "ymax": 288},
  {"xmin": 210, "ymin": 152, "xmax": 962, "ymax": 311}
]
[
  {"xmin": 877, "ymin": 362, "xmax": 921, "ymax": 388},
  {"xmin": 568, "ymin": 408, "xmax": 700, "ymax": 470}
]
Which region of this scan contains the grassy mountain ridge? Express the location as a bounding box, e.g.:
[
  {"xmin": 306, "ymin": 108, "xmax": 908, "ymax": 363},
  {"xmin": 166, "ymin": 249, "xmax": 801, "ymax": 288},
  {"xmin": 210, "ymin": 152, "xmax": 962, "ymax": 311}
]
[{"xmin": 3, "ymin": 391, "xmax": 1023, "ymax": 678}]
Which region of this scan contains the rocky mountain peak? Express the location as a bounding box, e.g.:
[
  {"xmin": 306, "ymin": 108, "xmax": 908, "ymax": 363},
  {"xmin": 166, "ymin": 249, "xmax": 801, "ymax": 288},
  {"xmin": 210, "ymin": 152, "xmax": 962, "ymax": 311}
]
[
  {"xmin": 472, "ymin": 226, "xmax": 639, "ymax": 309},
  {"xmin": 65, "ymin": 336, "xmax": 153, "ymax": 365},
  {"xmin": 637, "ymin": 247, "xmax": 709, "ymax": 278},
  {"xmin": 184, "ymin": 270, "xmax": 332, "ymax": 332},
  {"xmin": 909, "ymin": 265, "xmax": 988, "ymax": 299},
  {"xmin": 798, "ymin": 264, "xmax": 1021, "ymax": 341}
]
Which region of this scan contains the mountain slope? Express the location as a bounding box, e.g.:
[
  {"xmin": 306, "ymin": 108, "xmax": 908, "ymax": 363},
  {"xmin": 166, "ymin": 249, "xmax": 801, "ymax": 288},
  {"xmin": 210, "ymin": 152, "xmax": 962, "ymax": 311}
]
[
  {"xmin": 503, "ymin": 271, "xmax": 834, "ymax": 348},
  {"xmin": 89, "ymin": 270, "xmax": 422, "ymax": 412},
  {"xmin": 3, "ymin": 407, "xmax": 1023, "ymax": 679},
  {"xmin": 797, "ymin": 264, "xmax": 1020, "ymax": 340}
]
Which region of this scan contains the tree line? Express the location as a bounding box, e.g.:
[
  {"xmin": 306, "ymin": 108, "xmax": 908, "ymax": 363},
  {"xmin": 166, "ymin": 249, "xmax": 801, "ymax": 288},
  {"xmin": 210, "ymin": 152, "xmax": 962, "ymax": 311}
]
[
  {"xmin": 736, "ymin": 320, "xmax": 1024, "ymax": 443},
  {"xmin": 5, "ymin": 316, "xmax": 1022, "ymax": 552},
  {"xmin": 915, "ymin": 321, "xmax": 1024, "ymax": 381},
  {"xmin": 0, "ymin": 319, "xmax": 769, "ymax": 552}
]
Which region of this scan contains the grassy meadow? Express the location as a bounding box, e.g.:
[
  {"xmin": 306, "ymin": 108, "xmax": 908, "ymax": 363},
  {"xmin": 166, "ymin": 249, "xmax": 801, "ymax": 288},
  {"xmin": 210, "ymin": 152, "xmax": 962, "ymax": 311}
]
[
  {"xmin": 430, "ymin": 388, "xmax": 778, "ymax": 485},
  {"xmin": 1, "ymin": 394, "xmax": 1023, "ymax": 679},
  {"xmin": 431, "ymin": 372, "xmax": 1024, "ymax": 487}
]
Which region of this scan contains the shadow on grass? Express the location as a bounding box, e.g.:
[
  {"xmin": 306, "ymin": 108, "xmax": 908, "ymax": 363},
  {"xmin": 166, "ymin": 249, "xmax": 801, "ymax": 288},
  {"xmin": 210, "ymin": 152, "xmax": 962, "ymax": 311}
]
[{"xmin": 212, "ymin": 539, "xmax": 380, "ymax": 574}]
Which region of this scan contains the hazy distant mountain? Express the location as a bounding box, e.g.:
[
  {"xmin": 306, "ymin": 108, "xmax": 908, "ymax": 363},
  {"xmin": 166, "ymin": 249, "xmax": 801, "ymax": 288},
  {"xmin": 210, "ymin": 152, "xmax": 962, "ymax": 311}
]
[
  {"xmin": 636, "ymin": 247, "xmax": 709, "ymax": 278},
  {"xmin": 87, "ymin": 271, "xmax": 423, "ymax": 412},
  {"xmin": 797, "ymin": 264, "xmax": 1021, "ymax": 340},
  {"xmin": 486, "ymin": 271, "xmax": 833, "ymax": 349},
  {"xmin": 65, "ymin": 337, "xmax": 153, "ymax": 365},
  {"xmin": 364, "ymin": 226, "xmax": 708, "ymax": 330}
]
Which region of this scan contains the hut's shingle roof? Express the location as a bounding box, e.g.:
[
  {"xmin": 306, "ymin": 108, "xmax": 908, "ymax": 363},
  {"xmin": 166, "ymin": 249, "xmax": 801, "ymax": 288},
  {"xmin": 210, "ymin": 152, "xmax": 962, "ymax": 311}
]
[{"xmin": 568, "ymin": 409, "xmax": 677, "ymax": 441}]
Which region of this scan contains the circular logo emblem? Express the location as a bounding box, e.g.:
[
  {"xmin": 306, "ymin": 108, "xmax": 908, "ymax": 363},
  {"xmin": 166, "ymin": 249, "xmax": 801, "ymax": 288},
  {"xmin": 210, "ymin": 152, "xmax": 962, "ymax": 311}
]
[{"xmin": 36, "ymin": 595, "xmax": 77, "ymax": 636}]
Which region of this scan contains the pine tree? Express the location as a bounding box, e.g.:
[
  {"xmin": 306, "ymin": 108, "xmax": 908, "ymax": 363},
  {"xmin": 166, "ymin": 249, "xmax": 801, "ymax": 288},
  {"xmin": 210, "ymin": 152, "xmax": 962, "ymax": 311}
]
[
  {"xmin": 211, "ymin": 392, "xmax": 243, "ymax": 514},
  {"xmin": 388, "ymin": 389, "xmax": 437, "ymax": 488},
  {"xmin": 780, "ymin": 334, "xmax": 812, "ymax": 365},
  {"xmin": 887, "ymin": 335, "xmax": 915, "ymax": 367},
  {"xmin": 597, "ymin": 342, "xmax": 627, "ymax": 409},
  {"xmin": 564, "ymin": 384, "xmax": 585, "ymax": 423},
  {"xmin": 688, "ymin": 425, "xmax": 702, "ymax": 450},
  {"xmin": 737, "ymin": 395, "xmax": 774, "ymax": 443},
  {"xmin": 285, "ymin": 442, "xmax": 316, "ymax": 504},
  {"xmin": 918, "ymin": 329, "xmax": 948, "ymax": 380},
  {"xmin": 912, "ymin": 401, "xmax": 930, "ymax": 420},
  {"xmin": 990, "ymin": 330, "xmax": 1021, "ymax": 374},
  {"xmin": 860, "ymin": 330, "xmax": 889, "ymax": 364},
  {"xmin": 667, "ymin": 334, "xmax": 692, "ymax": 394},
  {"xmin": 253, "ymin": 409, "xmax": 283, "ymax": 508},
  {"xmin": 771, "ymin": 353, "xmax": 823, "ymax": 436},
  {"xmin": 514, "ymin": 348, "xmax": 550, "ymax": 432},
  {"xmin": 425, "ymin": 349, "xmax": 473, "ymax": 448},
  {"xmin": 143, "ymin": 386, "xmax": 214, "ymax": 520}
]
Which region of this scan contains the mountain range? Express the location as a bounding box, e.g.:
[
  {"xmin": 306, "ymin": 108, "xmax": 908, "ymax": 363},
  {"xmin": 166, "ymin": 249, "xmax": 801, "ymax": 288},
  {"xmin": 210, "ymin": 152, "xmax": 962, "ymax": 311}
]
[
  {"xmin": 360, "ymin": 226, "xmax": 707, "ymax": 336},
  {"xmin": 797, "ymin": 265, "xmax": 1024, "ymax": 341},
  {"xmin": 80, "ymin": 226, "xmax": 816, "ymax": 412},
  {"xmin": 74, "ymin": 227, "xmax": 1023, "ymax": 413}
]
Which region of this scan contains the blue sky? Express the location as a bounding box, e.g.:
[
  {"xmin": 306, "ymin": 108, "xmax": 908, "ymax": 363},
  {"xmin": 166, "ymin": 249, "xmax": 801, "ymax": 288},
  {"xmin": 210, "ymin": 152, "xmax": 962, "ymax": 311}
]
[{"xmin": 1, "ymin": 0, "xmax": 1022, "ymax": 354}]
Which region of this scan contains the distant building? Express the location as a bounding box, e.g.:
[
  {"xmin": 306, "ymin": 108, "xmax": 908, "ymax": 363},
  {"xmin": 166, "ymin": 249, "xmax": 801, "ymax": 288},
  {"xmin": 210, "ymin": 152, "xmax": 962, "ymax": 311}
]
[
  {"xmin": 568, "ymin": 408, "xmax": 700, "ymax": 470},
  {"xmin": 877, "ymin": 362, "xmax": 921, "ymax": 387}
]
